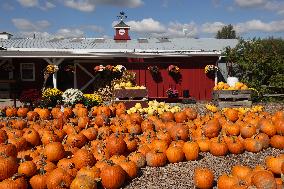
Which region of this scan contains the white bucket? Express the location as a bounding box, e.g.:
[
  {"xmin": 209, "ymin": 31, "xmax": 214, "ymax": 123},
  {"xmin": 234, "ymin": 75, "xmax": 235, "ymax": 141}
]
[{"xmin": 227, "ymin": 77, "xmax": 239, "ymax": 87}]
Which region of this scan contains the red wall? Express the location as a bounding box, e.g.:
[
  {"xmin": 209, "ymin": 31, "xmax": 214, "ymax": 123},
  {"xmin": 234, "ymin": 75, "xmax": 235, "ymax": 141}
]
[
  {"xmin": 0, "ymin": 56, "xmax": 217, "ymax": 100},
  {"xmin": 76, "ymin": 56, "xmax": 218, "ymax": 100}
]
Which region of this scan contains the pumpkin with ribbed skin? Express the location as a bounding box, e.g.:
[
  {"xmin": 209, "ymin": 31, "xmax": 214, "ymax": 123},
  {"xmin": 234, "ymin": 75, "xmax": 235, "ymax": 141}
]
[
  {"xmin": 81, "ymin": 127, "xmax": 98, "ymax": 141},
  {"xmin": 46, "ymin": 168, "xmax": 73, "ymax": 189},
  {"xmin": 197, "ymin": 137, "xmax": 211, "ymax": 152},
  {"xmin": 18, "ymin": 160, "xmax": 37, "ymax": 177},
  {"xmin": 29, "ymin": 168, "xmax": 48, "ymax": 189},
  {"xmin": 231, "ymin": 165, "xmax": 252, "ymax": 180},
  {"xmin": 174, "ymin": 111, "xmax": 187, "ymax": 123},
  {"xmin": 118, "ymin": 160, "xmax": 138, "ymax": 180},
  {"xmin": 259, "ymin": 119, "xmax": 276, "ymax": 137},
  {"xmin": 27, "ymin": 111, "xmax": 39, "ymax": 121},
  {"xmin": 166, "ymin": 145, "xmax": 184, "ymax": 163},
  {"xmin": 72, "ymin": 149, "xmax": 96, "ymax": 169},
  {"xmin": 244, "ymin": 138, "xmax": 262, "ymax": 153},
  {"xmin": 265, "ymin": 156, "xmax": 284, "ymax": 175},
  {"xmin": 141, "ymin": 120, "xmax": 154, "ymax": 132},
  {"xmin": 57, "ymin": 158, "xmax": 78, "ymax": 177},
  {"xmin": 5, "ymin": 107, "xmax": 17, "ymax": 117},
  {"xmin": 78, "ymin": 117, "xmax": 90, "ymax": 129},
  {"xmin": 0, "ymin": 154, "xmax": 18, "ymax": 181},
  {"xmin": 170, "ymin": 123, "xmax": 189, "ymax": 141},
  {"xmin": 76, "ymin": 166, "xmax": 100, "ymax": 180},
  {"xmin": 38, "ymin": 109, "xmax": 50, "ymax": 120},
  {"xmin": 106, "ymin": 133, "xmax": 127, "ymax": 156},
  {"xmin": 146, "ymin": 151, "xmax": 167, "ymax": 167},
  {"xmin": 255, "ymin": 133, "xmax": 270, "ymax": 149},
  {"xmin": 184, "ymin": 108, "xmax": 197, "ymax": 120},
  {"xmin": 66, "ymin": 132, "xmax": 87, "ymax": 148},
  {"xmin": 94, "ymin": 115, "xmax": 109, "ymax": 127},
  {"xmin": 203, "ymin": 119, "xmax": 221, "ymax": 138},
  {"xmin": 0, "ymin": 143, "xmax": 17, "ymax": 157},
  {"xmin": 194, "ymin": 168, "xmax": 214, "ymax": 189},
  {"xmin": 160, "ymin": 112, "xmax": 174, "ymax": 122},
  {"xmin": 23, "ymin": 128, "xmax": 41, "ymax": 146},
  {"xmin": 217, "ymin": 174, "xmax": 239, "ymax": 189},
  {"xmin": 270, "ymin": 135, "xmax": 284, "ymax": 149},
  {"xmin": 150, "ymin": 139, "xmax": 169, "ymax": 153},
  {"xmin": 70, "ymin": 175, "xmax": 97, "ymax": 189},
  {"xmin": 183, "ymin": 141, "xmax": 199, "ymax": 161},
  {"xmin": 43, "ymin": 142, "xmax": 65, "ymax": 162},
  {"xmin": 275, "ymin": 119, "xmax": 284, "ymax": 135},
  {"xmin": 129, "ymin": 113, "xmax": 143, "ymax": 125},
  {"xmin": 209, "ymin": 137, "xmax": 228, "ymax": 156},
  {"xmin": 11, "ymin": 120, "xmax": 27, "ymax": 130},
  {"xmin": 251, "ymin": 170, "xmax": 277, "ymax": 189},
  {"xmin": 225, "ymin": 136, "xmax": 244, "ymax": 155},
  {"xmin": 240, "ymin": 124, "xmax": 256, "ymax": 138},
  {"xmin": 0, "ymin": 130, "xmax": 8, "ymax": 144},
  {"xmin": 0, "ymin": 174, "xmax": 28, "ymax": 189},
  {"xmin": 224, "ymin": 109, "xmax": 239, "ymax": 122},
  {"xmin": 17, "ymin": 107, "xmax": 29, "ymax": 118},
  {"xmin": 124, "ymin": 134, "xmax": 138, "ymax": 152},
  {"xmin": 128, "ymin": 152, "xmax": 146, "ymax": 168},
  {"xmin": 100, "ymin": 164, "xmax": 126, "ymax": 189}
]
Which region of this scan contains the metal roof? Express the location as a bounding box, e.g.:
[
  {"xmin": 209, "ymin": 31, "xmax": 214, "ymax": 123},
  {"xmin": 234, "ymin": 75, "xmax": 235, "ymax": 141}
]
[
  {"xmin": 114, "ymin": 21, "xmax": 130, "ymax": 28},
  {"xmin": 0, "ymin": 37, "xmax": 238, "ymax": 58}
]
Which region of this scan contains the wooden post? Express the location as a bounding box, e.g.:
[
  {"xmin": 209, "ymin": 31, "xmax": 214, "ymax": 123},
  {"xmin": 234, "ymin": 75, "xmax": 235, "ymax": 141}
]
[
  {"xmin": 74, "ymin": 63, "xmax": 77, "ymax": 89},
  {"xmin": 53, "ymin": 72, "xmax": 57, "ymax": 88},
  {"xmin": 43, "ymin": 58, "xmax": 64, "ymax": 89}
]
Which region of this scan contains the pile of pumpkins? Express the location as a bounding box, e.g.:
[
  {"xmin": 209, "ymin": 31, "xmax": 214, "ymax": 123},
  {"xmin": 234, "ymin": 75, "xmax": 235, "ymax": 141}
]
[
  {"xmin": 194, "ymin": 154, "xmax": 284, "ymax": 189},
  {"xmin": 127, "ymin": 100, "xmax": 181, "ymax": 115},
  {"xmin": 113, "ymin": 81, "xmax": 146, "ymax": 90},
  {"xmin": 213, "ymin": 81, "xmax": 249, "ymax": 90},
  {"xmin": 0, "ymin": 103, "xmax": 283, "ymax": 188}
]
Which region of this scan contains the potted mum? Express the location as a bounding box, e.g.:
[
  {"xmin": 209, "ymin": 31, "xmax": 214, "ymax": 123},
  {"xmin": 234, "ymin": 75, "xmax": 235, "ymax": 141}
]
[
  {"xmin": 41, "ymin": 88, "xmax": 63, "ymax": 107},
  {"xmin": 166, "ymin": 88, "xmax": 179, "ymax": 98},
  {"xmin": 62, "ymin": 88, "xmax": 84, "ymax": 106}
]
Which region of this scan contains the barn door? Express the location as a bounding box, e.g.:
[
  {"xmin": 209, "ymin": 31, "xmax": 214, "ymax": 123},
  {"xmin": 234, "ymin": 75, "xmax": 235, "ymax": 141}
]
[{"xmin": 74, "ymin": 63, "xmax": 99, "ymax": 93}]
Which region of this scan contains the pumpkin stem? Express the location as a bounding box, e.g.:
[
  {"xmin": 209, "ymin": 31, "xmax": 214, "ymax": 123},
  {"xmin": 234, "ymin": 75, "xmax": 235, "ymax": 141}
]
[{"xmin": 38, "ymin": 167, "xmax": 47, "ymax": 175}]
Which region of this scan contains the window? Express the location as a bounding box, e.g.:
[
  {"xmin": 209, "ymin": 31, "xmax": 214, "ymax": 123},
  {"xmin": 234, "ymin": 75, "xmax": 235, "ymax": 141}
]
[{"xmin": 20, "ymin": 63, "xmax": 35, "ymax": 81}]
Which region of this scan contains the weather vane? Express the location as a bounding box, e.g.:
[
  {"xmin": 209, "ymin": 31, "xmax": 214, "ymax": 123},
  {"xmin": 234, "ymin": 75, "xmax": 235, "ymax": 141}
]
[{"xmin": 117, "ymin": 11, "xmax": 127, "ymax": 21}]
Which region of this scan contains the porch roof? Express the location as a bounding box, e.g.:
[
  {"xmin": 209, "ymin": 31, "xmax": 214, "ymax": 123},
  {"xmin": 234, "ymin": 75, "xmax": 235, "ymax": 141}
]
[{"xmin": 0, "ymin": 38, "xmax": 238, "ymax": 58}]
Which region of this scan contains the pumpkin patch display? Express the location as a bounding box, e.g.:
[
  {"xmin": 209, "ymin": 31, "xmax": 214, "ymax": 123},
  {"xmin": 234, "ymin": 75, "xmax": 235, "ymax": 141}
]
[{"xmin": 0, "ymin": 101, "xmax": 283, "ymax": 188}]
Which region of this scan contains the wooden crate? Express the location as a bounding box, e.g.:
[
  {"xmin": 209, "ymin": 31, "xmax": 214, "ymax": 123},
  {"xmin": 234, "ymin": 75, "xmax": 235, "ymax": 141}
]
[
  {"xmin": 112, "ymin": 89, "xmax": 148, "ymax": 100},
  {"xmin": 112, "ymin": 100, "xmax": 148, "ymax": 109},
  {"xmin": 213, "ymin": 90, "xmax": 252, "ymax": 108},
  {"xmin": 112, "ymin": 89, "xmax": 148, "ymax": 109}
]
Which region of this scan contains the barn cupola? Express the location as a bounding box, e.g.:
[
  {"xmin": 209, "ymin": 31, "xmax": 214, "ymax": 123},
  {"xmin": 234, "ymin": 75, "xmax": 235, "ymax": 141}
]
[{"xmin": 114, "ymin": 11, "xmax": 131, "ymax": 41}]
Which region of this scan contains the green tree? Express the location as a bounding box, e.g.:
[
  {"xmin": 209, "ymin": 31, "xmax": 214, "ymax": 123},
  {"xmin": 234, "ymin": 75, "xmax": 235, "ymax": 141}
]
[
  {"xmin": 216, "ymin": 24, "xmax": 237, "ymax": 39},
  {"xmin": 223, "ymin": 38, "xmax": 284, "ymax": 101}
]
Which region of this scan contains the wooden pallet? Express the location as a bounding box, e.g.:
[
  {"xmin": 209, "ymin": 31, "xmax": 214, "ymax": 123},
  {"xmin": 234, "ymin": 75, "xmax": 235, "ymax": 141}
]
[{"xmin": 213, "ymin": 90, "xmax": 252, "ymax": 108}]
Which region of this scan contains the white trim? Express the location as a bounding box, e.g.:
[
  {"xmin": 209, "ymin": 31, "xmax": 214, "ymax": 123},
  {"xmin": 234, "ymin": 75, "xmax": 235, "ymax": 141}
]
[{"xmin": 20, "ymin": 63, "xmax": 35, "ymax": 81}]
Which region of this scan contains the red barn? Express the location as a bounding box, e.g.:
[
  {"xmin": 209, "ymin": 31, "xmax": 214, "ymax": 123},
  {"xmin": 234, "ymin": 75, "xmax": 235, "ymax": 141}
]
[{"xmin": 0, "ymin": 19, "xmax": 237, "ymax": 101}]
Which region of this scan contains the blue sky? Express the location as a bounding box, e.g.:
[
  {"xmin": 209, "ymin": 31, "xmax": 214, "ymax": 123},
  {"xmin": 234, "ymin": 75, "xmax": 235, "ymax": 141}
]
[{"xmin": 1, "ymin": 0, "xmax": 284, "ymax": 39}]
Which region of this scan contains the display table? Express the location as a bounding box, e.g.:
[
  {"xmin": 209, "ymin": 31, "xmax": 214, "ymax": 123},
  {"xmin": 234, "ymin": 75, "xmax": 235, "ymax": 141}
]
[{"xmin": 112, "ymin": 89, "xmax": 148, "ymax": 109}]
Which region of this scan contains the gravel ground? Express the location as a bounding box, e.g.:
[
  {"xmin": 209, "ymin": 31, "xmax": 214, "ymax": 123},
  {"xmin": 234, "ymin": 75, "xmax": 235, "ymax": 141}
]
[
  {"xmin": 121, "ymin": 102, "xmax": 284, "ymax": 189},
  {"xmin": 123, "ymin": 148, "xmax": 284, "ymax": 189}
]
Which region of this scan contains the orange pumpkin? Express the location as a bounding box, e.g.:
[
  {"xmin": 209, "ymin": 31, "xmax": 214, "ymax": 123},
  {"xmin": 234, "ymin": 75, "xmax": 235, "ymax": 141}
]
[
  {"xmin": 145, "ymin": 151, "xmax": 167, "ymax": 167},
  {"xmin": 194, "ymin": 168, "xmax": 214, "ymax": 189},
  {"xmin": 166, "ymin": 145, "xmax": 184, "ymax": 163},
  {"xmin": 183, "ymin": 141, "xmax": 199, "ymax": 161}
]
